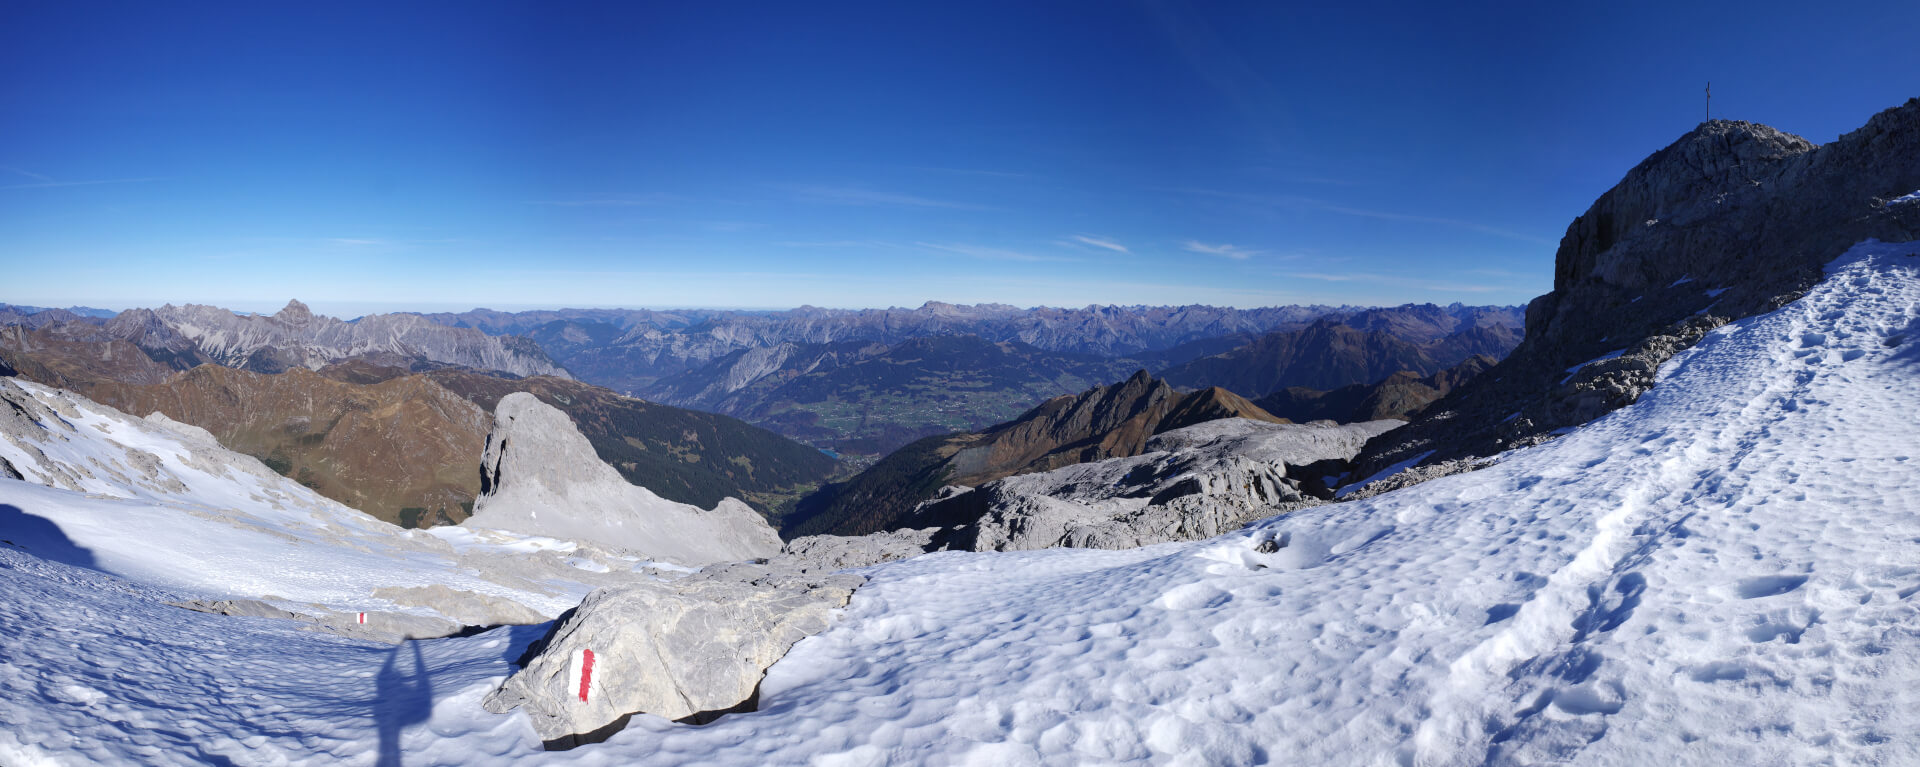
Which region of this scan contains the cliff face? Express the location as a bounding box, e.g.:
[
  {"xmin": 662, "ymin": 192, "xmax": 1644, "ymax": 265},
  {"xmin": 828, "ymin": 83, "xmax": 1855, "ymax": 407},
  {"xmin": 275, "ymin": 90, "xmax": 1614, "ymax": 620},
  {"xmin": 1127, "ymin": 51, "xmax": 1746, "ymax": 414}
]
[{"xmin": 1351, "ymin": 99, "xmax": 1920, "ymax": 484}]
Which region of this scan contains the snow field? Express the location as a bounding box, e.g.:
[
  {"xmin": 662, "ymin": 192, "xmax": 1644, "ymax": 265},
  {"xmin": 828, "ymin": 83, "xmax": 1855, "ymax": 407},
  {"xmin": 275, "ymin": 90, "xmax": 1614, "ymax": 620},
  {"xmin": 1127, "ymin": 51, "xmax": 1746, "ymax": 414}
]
[{"xmin": 0, "ymin": 240, "xmax": 1916, "ymax": 765}]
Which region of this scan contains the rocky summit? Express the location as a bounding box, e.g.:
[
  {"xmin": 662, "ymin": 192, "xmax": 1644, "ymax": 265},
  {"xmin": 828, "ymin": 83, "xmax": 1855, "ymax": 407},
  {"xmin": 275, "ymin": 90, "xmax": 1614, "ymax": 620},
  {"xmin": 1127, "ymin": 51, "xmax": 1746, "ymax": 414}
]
[{"xmin": 1350, "ymin": 99, "xmax": 1920, "ymax": 488}]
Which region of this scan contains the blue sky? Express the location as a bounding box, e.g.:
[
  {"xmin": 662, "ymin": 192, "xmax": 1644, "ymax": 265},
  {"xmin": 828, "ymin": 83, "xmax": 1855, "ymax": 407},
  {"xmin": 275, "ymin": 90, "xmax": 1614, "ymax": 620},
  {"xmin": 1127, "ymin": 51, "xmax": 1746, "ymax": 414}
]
[{"xmin": 3, "ymin": 1, "xmax": 1916, "ymax": 315}]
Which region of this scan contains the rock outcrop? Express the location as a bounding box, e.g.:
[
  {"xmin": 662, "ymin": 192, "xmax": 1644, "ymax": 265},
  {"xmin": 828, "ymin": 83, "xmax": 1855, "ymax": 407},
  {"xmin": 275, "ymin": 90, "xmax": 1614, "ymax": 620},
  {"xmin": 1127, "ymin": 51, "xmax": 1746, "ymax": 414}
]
[
  {"xmin": 1350, "ymin": 100, "xmax": 1920, "ymax": 487},
  {"xmin": 483, "ymin": 561, "xmax": 864, "ymax": 748},
  {"xmin": 463, "ymin": 393, "xmax": 783, "ymax": 565},
  {"xmin": 917, "ymin": 418, "xmax": 1402, "ymax": 551},
  {"xmin": 785, "ymin": 372, "xmax": 1290, "ymax": 538}
]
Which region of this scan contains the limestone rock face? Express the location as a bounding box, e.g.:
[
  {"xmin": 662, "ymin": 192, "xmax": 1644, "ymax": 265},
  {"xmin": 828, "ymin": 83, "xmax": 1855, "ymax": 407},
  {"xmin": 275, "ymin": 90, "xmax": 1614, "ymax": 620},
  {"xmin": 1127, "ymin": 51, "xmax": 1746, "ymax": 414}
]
[
  {"xmin": 1353, "ymin": 99, "xmax": 1920, "ymax": 486},
  {"xmin": 921, "ymin": 418, "xmax": 1401, "ymax": 552},
  {"xmin": 483, "ymin": 562, "xmax": 864, "ymax": 747},
  {"xmin": 463, "ymin": 392, "xmax": 782, "ymax": 565}
]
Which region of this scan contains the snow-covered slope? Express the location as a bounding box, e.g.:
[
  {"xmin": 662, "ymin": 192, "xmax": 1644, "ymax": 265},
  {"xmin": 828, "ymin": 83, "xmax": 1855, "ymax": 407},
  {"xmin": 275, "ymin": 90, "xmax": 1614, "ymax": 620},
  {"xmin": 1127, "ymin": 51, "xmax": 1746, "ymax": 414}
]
[
  {"xmin": 0, "ymin": 379, "xmax": 663, "ymax": 628},
  {"xmin": 2, "ymin": 242, "xmax": 1918, "ymax": 765}
]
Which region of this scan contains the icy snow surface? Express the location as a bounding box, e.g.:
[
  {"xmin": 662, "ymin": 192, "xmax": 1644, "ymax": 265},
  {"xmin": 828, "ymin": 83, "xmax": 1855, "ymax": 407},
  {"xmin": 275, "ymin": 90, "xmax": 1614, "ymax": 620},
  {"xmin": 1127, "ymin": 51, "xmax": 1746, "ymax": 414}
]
[{"xmin": 3, "ymin": 241, "xmax": 1920, "ymax": 765}]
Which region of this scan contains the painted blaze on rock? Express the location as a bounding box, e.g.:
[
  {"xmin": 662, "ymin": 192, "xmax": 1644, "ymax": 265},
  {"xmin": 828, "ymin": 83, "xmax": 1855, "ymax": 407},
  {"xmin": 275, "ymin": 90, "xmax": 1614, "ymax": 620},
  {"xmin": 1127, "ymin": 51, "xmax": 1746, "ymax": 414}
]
[{"xmin": 484, "ymin": 562, "xmax": 864, "ymax": 749}]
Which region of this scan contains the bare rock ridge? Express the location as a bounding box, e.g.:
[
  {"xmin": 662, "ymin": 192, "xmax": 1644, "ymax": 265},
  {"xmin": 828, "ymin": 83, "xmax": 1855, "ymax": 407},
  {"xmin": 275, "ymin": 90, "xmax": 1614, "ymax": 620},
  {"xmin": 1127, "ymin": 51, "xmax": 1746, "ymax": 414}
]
[
  {"xmin": 463, "ymin": 392, "xmax": 782, "ymax": 565},
  {"xmin": 784, "ymin": 371, "xmax": 1290, "ymax": 538},
  {"xmin": 918, "ymin": 418, "xmax": 1403, "ymax": 552},
  {"xmin": 1351, "ymin": 99, "xmax": 1920, "ymax": 486}
]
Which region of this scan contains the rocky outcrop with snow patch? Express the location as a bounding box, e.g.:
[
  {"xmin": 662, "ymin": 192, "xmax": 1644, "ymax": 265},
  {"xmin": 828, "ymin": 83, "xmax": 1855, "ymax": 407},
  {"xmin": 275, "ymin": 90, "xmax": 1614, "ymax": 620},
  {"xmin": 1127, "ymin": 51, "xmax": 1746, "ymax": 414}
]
[
  {"xmin": 1353, "ymin": 100, "xmax": 1920, "ymax": 487},
  {"xmin": 920, "ymin": 418, "xmax": 1401, "ymax": 551},
  {"xmin": 463, "ymin": 392, "xmax": 782, "ymax": 564},
  {"xmin": 484, "ymin": 560, "xmax": 865, "ymax": 748}
]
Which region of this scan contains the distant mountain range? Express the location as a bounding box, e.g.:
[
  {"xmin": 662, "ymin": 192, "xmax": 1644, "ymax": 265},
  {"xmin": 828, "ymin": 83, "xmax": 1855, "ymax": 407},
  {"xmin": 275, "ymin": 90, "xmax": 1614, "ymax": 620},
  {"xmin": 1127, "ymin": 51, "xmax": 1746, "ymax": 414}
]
[
  {"xmin": 412, "ymin": 301, "xmax": 1524, "ymax": 453},
  {"xmin": 1159, "ymin": 305, "xmax": 1521, "ymax": 394}
]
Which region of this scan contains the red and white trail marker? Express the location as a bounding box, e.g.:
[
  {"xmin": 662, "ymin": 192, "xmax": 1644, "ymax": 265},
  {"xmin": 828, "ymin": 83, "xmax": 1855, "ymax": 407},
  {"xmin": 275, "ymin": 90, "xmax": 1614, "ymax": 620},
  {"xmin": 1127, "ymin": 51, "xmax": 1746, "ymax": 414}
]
[
  {"xmin": 568, "ymin": 648, "xmax": 596, "ymax": 704},
  {"xmin": 356, "ymin": 612, "xmax": 366, "ymax": 625}
]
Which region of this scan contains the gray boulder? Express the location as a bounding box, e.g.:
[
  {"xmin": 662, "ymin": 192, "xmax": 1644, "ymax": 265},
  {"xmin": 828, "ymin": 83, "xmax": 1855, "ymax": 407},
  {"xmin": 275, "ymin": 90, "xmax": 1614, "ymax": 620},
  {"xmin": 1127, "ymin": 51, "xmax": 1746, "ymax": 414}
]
[
  {"xmin": 462, "ymin": 392, "xmax": 783, "ymax": 565},
  {"xmin": 483, "ymin": 561, "xmax": 864, "ymax": 748}
]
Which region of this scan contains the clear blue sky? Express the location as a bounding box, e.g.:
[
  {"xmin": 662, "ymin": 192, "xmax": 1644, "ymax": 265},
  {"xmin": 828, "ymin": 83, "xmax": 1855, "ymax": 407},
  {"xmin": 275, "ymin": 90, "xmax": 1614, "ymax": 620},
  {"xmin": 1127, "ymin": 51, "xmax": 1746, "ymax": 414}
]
[{"xmin": 3, "ymin": 1, "xmax": 1916, "ymax": 316}]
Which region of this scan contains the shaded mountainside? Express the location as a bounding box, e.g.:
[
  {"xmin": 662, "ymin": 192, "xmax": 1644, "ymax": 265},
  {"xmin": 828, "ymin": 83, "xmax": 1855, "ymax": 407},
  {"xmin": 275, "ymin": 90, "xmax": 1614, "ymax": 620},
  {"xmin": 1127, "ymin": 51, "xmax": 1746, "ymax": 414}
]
[
  {"xmin": 418, "ymin": 370, "xmax": 839, "ymax": 522},
  {"xmin": 1349, "ymin": 100, "xmax": 1920, "ymax": 488},
  {"xmin": 1160, "ymin": 305, "xmax": 1522, "ymax": 395},
  {"xmin": 1255, "ymin": 354, "xmax": 1497, "ymax": 424},
  {"xmin": 784, "ymin": 371, "xmax": 1286, "ymax": 537},
  {"xmin": 649, "ymin": 335, "xmax": 1142, "ymax": 455}
]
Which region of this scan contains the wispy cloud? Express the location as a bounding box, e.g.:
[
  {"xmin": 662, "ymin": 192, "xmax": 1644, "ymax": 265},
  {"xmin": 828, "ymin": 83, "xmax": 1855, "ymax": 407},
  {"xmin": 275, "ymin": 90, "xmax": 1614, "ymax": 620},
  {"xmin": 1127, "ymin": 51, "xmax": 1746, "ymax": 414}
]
[
  {"xmin": 789, "ymin": 185, "xmax": 991, "ymax": 211},
  {"xmin": 1071, "ymin": 235, "xmax": 1130, "ymax": 254},
  {"xmin": 0, "ymin": 176, "xmax": 160, "ymax": 191},
  {"xmin": 1283, "ymin": 271, "xmax": 1501, "ymax": 293},
  {"xmin": 3, "ymin": 166, "xmax": 53, "ymax": 182},
  {"xmin": 1284, "ymin": 271, "xmax": 1366, "ymax": 282},
  {"xmin": 1168, "ymin": 188, "xmax": 1554, "ymax": 246},
  {"xmin": 774, "ymin": 239, "xmax": 894, "ymax": 249},
  {"xmin": 902, "ymin": 166, "xmax": 1031, "ymax": 179},
  {"xmin": 524, "ymin": 197, "xmax": 669, "ymax": 207},
  {"xmin": 1183, "ymin": 241, "xmax": 1258, "ymax": 260},
  {"xmin": 915, "ymin": 242, "xmax": 1079, "ymax": 263}
]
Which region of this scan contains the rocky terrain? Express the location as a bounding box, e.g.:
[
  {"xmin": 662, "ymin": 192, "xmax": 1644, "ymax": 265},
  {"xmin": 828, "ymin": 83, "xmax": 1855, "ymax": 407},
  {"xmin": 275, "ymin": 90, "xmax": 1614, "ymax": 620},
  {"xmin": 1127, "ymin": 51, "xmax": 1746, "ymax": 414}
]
[
  {"xmin": 1347, "ymin": 99, "xmax": 1920, "ymax": 490},
  {"xmin": 915, "ymin": 418, "xmax": 1402, "ymax": 552},
  {"xmin": 783, "ymin": 371, "xmax": 1289, "ymax": 537},
  {"xmin": 463, "ymin": 393, "xmax": 783, "ymax": 564}
]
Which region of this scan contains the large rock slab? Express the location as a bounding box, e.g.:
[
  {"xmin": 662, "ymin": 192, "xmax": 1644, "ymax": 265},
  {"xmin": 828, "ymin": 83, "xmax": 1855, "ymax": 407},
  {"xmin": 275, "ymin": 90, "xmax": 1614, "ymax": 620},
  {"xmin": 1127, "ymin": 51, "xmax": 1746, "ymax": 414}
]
[
  {"xmin": 483, "ymin": 561, "xmax": 864, "ymax": 748},
  {"xmin": 462, "ymin": 392, "xmax": 782, "ymax": 565}
]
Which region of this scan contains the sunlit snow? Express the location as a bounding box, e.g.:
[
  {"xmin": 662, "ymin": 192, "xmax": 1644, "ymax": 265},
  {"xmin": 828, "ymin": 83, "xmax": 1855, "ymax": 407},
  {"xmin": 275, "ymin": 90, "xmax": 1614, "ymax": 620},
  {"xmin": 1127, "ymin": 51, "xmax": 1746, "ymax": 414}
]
[{"xmin": 2, "ymin": 241, "xmax": 1919, "ymax": 765}]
